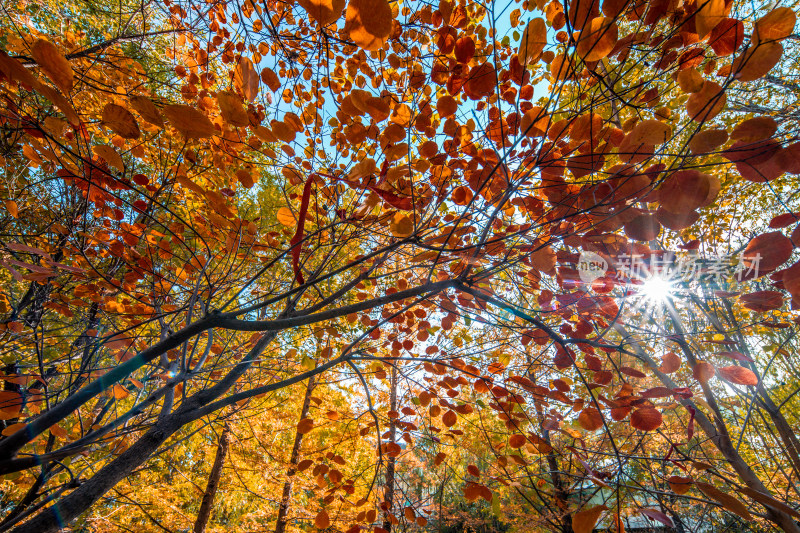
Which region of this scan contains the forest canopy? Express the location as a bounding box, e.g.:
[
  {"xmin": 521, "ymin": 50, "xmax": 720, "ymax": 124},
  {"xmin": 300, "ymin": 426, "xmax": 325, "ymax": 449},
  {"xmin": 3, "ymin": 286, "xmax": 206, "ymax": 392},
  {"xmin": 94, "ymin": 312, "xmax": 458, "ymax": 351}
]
[{"xmin": 0, "ymin": 0, "xmax": 800, "ymax": 531}]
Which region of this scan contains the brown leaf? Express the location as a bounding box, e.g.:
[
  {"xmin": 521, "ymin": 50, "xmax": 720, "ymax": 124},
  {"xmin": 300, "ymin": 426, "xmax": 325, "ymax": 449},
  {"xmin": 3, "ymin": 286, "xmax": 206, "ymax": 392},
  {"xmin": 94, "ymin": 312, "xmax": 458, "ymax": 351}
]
[
  {"xmin": 578, "ymin": 408, "xmax": 603, "ymax": 431},
  {"xmin": 315, "ymin": 510, "xmax": 331, "ymax": 529},
  {"xmin": 31, "ymin": 39, "xmax": 73, "ymax": 93},
  {"xmin": 297, "ymin": 417, "xmax": 315, "ymax": 434},
  {"xmin": 163, "ymin": 105, "xmax": 216, "ymax": 138},
  {"xmin": 128, "ymin": 95, "xmax": 164, "ymax": 127},
  {"xmin": 668, "ymin": 475, "xmax": 693, "ymax": 495},
  {"xmin": 695, "ymin": 481, "xmax": 754, "ymax": 521},
  {"xmin": 102, "ymin": 104, "xmax": 141, "ymax": 139}
]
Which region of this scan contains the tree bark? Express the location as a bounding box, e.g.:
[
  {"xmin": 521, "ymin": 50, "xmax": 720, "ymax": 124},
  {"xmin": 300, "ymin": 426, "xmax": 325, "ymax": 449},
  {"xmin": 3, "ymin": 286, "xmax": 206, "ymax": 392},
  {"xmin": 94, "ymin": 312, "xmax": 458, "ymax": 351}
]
[
  {"xmin": 193, "ymin": 424, "xmax": 231, "ymax": 533},
  {"xmin": 274, "ymin": 375, "xmax": 316, "ymax": 533},
  {"xmin": 382, "ymin": 365, "xmax": 398, "ymax": 532}
]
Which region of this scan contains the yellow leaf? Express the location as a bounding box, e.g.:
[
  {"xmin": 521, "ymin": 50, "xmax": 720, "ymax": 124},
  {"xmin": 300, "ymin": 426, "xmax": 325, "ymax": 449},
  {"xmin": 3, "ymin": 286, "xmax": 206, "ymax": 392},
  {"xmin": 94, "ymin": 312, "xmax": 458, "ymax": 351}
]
[{"xmin": 277, "ymin": 207, "xmax": 297, "ymax": 226}]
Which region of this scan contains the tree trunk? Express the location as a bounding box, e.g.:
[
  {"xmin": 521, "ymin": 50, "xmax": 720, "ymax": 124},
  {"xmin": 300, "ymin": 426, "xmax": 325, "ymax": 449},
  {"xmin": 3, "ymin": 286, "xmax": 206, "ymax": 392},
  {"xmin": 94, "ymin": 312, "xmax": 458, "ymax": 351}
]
[
  {"xmin": 382, "ymin": 365, "xmax": 398, "ymax": 532},
  {"xmin": 193, "ymin": 424, "xmax": 231, "ymax": 533},
  {"xmin": 275, "ymin": 375, "xmax": 316, "ymax": 533}
]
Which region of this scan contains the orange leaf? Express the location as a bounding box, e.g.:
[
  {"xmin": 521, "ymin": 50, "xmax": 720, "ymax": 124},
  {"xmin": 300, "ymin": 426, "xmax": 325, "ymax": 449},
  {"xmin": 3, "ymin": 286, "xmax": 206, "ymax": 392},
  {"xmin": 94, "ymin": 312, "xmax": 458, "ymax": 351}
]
[
  {"xmin": 298, "ymin": 0, "xmax": 345, "ymax": 25},
  {"xmin": 234, "ymin": 57, "xmax": 259, "ymax": 102},
  {"xmin": 345, "ymin": 0, "xmax": 393, "ymax": 51},
  {"xmin": 508, "ymin": 434, "xmax": 526, "ymax": 448},
  {"xmin": 217, "ymin": 91, "xmax": 249, "ymax": 127},
  {"xmin": 5, "ymin": 200, "xmax": 19, "ymax": 218},
  {"xmin": 442, "ymin": 409, "xmax": 457, "ymax": 427},
  {"xmin": 686, "ymin": 81, "xmax": 726, "ymax": 122},
  {"xmin": 572, "ymin": 505, "xmax": 606, "ymax": 533},
  {"xmin": 732, "ymin": 42, "xmax": 783, "ymax": 82},
  {"xmin": 31, "ymin": 39, "xmax": 73, "ymax": 93},
  {"xmin": 660, "ymin": 352, "xmax": 681, "ymax": 373},
  {"xmin": 2, "ymin": 423, "xmax": 26, "ymax": 437},
  {"xmin": 575, "ymin": 17, "xmax": 618, "ymax": 62},
  {"xmin": 688, "ymin": 128, "xmax": 728, "ymax": 154},
  {"xmin": 718, "ymin": 365, "xmax": 758, "ymax": 386},
  {"xmin": 694, "ymin": 0, "xmax": 725, "ymax": 38},
  {"xmin": 297, "ymin": 417, "xmax": 314, "ymax": 434},
  {"xmin": 753, "ymin": 7, "xmax": 796, "ymax": 43},
  {"xmin": 742, "ymin": 232, "xmax": 793, "ymax": 272},
  {"xmin": 518, "ymin": 18, "xmax": 547, "ymax": 65},
  {"xmin": 112, "ymin": 383, "xmax": 130, "ymax": 400},
  {"xmin": 129, "ymin": 95, "xmax": 164, "ymax": 127}
]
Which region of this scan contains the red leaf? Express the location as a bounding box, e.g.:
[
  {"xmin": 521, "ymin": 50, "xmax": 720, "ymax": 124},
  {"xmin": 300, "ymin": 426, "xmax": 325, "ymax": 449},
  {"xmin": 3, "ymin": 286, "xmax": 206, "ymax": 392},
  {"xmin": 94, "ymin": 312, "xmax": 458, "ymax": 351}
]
[
  {"xmin": 739, "ymin": 290, "xmax": 784, "ymax": 312},
  {"xmin": 630, "ymin": 407, "xmax": 662, "ymax": 431},
  {"xmin": 716, "ymin": 351, "xmax": 753, "ymax": 362},
  {"xmin": 639, "ymin": 508, "xmax": 674, "ymax": 528},
  {"xmin": 769, "ymin": 213, "xmax": 800, "ymax": 228}
]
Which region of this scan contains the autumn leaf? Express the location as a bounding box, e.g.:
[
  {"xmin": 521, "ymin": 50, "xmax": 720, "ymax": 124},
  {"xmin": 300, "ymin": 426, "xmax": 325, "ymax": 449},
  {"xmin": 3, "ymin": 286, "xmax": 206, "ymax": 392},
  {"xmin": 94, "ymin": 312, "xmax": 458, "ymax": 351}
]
[
  {"xmin": 718, "ymin": 366, "xmax": 758, "ymax": 386},
  {"xmin": 572, "ymin": 505, "xmax": 606, "ymax": 533},
  {"xmin": 345, "ymin": 0, "xmax": 393, "ymax": 51},
  {"xmin": 695, "ymin": 481, "xmax": 753, "ymax": 521},
  {"xmin": 31, "ymin": 39, "xmax": 73, "ymax": 93}
]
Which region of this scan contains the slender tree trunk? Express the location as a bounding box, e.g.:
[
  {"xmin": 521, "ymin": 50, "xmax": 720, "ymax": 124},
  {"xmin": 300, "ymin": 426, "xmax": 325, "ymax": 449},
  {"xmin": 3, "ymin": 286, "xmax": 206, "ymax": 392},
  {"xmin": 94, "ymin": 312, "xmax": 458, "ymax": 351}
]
[
  {"xmin": 193, "ymin": 424, "xmax": 231, "ymax": 533},
  {"xmin": 532, "ymin": 393, "xmax": 572, "ymax": 533},
  {"xmin": 274, "ymin": 375, "xmax": 316, "ymax": 533},
  {"xmin": 382, "ymin": 366, "xmax": 398, "ymax": 532}
]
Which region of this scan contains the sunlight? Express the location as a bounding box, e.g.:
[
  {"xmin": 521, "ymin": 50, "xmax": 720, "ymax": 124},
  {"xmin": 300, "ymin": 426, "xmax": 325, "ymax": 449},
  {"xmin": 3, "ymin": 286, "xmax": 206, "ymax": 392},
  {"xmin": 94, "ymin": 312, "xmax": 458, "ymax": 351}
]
[{"xmin": 638, "ymin": 276, "xmax": 674, "ymax": 303}]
